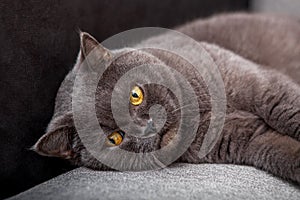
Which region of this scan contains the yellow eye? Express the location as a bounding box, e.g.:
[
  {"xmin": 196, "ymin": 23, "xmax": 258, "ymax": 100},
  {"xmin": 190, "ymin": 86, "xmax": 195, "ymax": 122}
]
[
  {"xmin": 107, "ymin": 132, "xmax": 124, "ymax": 146},
  {"xmin": 130, "ymin": 86, "xmax": 143, "ymax": 106}
]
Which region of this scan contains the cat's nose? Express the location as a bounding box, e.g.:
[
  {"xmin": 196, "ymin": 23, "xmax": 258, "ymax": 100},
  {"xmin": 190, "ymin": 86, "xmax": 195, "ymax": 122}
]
[{"xmin": 142, "ymin": 119, "xmax": 157, "ymax": 137}]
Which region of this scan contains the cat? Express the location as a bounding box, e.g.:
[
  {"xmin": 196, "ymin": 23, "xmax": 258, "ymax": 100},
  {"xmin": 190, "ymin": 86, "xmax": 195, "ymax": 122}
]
[{"xmin": 33, "ymin": 13, "xmax": 300, "ymax": 183}]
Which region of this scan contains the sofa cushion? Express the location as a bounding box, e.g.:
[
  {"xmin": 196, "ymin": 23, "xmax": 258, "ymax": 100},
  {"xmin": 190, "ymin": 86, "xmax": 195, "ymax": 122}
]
[{"xmin": 8, "ymin": 164, "xmax": 300, "ymax": 200}]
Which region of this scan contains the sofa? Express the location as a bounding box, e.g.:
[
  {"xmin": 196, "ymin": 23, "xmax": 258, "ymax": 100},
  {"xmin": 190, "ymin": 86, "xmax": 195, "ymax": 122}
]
[{"xmin": 8, "ymin": 164, "xmax": 300, "ymax": 200}]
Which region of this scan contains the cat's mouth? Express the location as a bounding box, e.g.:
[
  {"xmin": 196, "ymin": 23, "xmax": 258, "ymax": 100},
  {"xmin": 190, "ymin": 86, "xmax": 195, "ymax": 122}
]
[
  {"xmin": 105, "ymin": 118, "xmax": 158, "ymax": 147},
  {"xmin": 139, "ymin": 118, "xmax": 157, "ymax": 137},
  {"xmin": 111, "ymin": 119, "xmax": 174, "ymax": 151}
]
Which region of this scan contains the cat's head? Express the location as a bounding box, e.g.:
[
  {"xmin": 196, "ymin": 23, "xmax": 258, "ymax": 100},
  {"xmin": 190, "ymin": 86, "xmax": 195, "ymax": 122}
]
[{"xmin": 33, "ymin": 32, "xmax": 202, "ymax": 170}]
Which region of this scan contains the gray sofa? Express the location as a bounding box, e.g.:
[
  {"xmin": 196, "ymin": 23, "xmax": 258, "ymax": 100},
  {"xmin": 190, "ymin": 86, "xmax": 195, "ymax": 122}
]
[{"xmin": 8, "ymin": 164, "xmax": 300, "ymax": 200}]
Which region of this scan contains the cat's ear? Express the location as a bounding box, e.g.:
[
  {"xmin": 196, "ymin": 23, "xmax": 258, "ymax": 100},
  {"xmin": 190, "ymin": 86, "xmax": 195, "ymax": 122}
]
[
  {"xmin": 79, "ymin": 32, "xmax": 112, "ymax": 65},
  {"xmin": 32, "ymin": 126, "xmax": 75, "ymax": 159}
]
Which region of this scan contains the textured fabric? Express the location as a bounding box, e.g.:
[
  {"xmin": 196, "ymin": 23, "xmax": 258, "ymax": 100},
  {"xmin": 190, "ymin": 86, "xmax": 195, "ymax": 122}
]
[{"xmin": 8, "ymin": 164, "xmax": 300, "ymax": 200}]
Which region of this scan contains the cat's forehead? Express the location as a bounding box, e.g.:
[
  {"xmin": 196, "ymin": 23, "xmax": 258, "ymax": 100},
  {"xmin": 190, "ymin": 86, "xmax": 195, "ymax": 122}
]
[
  {"xmin": 53, "ymin": 48, "xmax": 166, "ymax": 121},
  {"xmin": 111, "ymin": 49, "xmax": 163, "ymax": 67}
]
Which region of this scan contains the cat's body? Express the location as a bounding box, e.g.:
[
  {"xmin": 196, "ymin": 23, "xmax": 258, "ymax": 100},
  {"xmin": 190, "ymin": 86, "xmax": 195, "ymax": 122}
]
[
  {"xmin": 34, "ymin": 13, "xmax": 300, "ymax": 183},
  {"xmin": 177, "ymin": 13, "xmax": 300, "ymax": 84}
]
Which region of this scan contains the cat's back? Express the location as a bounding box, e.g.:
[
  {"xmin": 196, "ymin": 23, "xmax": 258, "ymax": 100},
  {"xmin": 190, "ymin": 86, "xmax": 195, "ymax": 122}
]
[{"xmin": 176, "ymin": 13, "xmax": 300, "ymax": 84}]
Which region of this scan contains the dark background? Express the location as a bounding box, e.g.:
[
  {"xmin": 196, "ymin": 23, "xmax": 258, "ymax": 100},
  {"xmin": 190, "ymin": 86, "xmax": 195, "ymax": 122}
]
[{"xmin": 0, "ymin": 0, "xmax": 249, "ymax": 198}]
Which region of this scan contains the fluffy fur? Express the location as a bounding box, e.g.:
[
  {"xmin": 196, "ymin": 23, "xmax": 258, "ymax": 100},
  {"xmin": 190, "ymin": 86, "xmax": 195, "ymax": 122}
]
[{"xmin": 33, "ymin": 13, "xmax": 300, "ymax": 183}]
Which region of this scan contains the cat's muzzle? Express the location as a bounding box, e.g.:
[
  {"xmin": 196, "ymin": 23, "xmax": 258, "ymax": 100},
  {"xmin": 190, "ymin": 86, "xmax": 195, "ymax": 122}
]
[{"xmin": 141, "ymin": 119, "xmax": 157, "ymax": 137}]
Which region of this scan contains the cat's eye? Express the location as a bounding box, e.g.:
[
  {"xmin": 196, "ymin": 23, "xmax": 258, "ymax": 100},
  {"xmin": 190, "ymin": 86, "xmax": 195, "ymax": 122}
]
[
  {"xmin": 130, "ymin": 86, "xmax": 144, "ymax": 106},
  {"xmin": 107, "ymin": 131, "xmax": 124, "ymax": 146}
]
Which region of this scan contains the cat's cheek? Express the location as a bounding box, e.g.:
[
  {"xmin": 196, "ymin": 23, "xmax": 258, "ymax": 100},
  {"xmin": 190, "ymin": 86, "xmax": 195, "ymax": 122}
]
[{"xmin": 117, "ymin": 137, "xmax": 135, "ymax": 151}]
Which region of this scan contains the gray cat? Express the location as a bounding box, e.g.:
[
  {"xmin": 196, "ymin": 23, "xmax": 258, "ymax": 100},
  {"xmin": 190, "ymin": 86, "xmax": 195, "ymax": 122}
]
[{"xmin": 33, "ymin": 13, "xmax": 300, "ymax": 183}]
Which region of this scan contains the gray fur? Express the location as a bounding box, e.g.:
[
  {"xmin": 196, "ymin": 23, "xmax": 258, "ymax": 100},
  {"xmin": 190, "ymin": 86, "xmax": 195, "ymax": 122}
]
[{"xmin": 33, "ymin": 13, "xmax": 300, "ymax": 183}]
